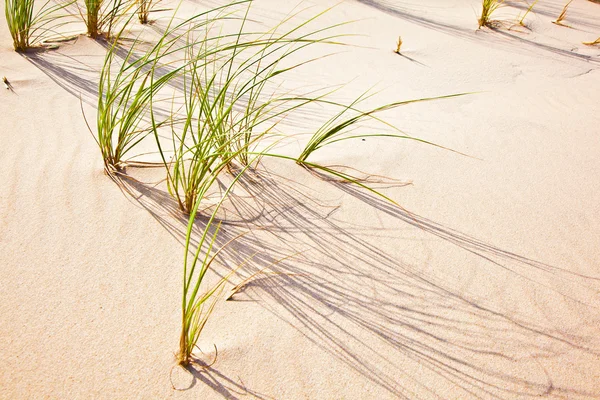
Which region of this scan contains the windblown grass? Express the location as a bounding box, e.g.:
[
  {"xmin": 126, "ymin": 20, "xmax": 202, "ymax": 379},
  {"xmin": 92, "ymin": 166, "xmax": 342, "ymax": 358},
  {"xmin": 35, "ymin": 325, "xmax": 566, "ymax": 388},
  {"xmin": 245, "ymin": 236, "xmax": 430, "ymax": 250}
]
[
  {"xmin": 4, "ymin": 0, "xmax": 72, "ymax": 51},
  {"xmin": 158, "ymin": 47, "xmax": 245, "ymax": 214},
  {"xmin": 86, "ymin": 0, "xmax": 471, "ymax": 369},
  {"xmin": 296, "ymin": 92, "xmax": 468, "ymax": 165},
  {"xmin": 478, "ymin": 0, "xmax": 504, "ymax": 28},
  {"xmin": 152, "ymin": 3, "xmax": 353, "ymax": 213}
]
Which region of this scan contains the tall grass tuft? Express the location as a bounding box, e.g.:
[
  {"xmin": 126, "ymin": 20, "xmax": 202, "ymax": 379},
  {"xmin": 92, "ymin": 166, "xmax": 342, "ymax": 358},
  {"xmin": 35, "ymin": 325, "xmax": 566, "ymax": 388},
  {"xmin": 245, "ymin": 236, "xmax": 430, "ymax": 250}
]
[
  {"xmin": 159, "ymin": 47, "xmax": 244, "ymax": 214},
  {"xmin": 5, "ymin": 0, "xmax": 72, "ymax": 51},
  {"xmin": 177, "ymin": 154, "xmax": 254, "ymax": 368},
  {"xmin": 93, "ymin": 4, "xmax": 240, "ymax": 173},
  {"xmin": 478, "ymin": 0, "xmax": 504, "ymax": 28},
  {"xmin": 153, "ymin": 3, "xmax": 353, "ymax": 213}
]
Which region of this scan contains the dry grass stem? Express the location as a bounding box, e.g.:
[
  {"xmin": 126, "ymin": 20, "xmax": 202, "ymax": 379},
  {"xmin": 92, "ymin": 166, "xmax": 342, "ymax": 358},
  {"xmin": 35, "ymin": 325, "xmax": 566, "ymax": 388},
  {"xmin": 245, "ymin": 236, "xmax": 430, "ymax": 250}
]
[
  {"xmin": 582, "ymin": 37, "xmax": 600, "ymax": 45},
  {"xmin": 552, "ymin": 0, "xmax": 573, "ymax": 26},
  {"xmin": 395, "ymin": 36, "xmax": 402, "ymax": 54}
]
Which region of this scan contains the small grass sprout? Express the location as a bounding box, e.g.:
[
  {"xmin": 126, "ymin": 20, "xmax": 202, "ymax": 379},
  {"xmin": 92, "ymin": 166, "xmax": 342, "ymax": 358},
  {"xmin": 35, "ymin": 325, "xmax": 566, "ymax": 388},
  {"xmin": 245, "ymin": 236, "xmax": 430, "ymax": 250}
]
[
  {"xmin": 137, "ymin": 0, "xmax": 165, "ymax": 24},
  {"xmin": 395, "ymin": 36, "xmax": 402, "ymax": 54},
  {"xmin": 478, "ymin": 0, "xmax": 505, "ymax": 29},
  {"xmin": 518, "ymin": 0, "xmax": 539, "ymax": 26},
  {"xmin": 552, "ymin": 0, "xmax": 573, "ymax": 27}
]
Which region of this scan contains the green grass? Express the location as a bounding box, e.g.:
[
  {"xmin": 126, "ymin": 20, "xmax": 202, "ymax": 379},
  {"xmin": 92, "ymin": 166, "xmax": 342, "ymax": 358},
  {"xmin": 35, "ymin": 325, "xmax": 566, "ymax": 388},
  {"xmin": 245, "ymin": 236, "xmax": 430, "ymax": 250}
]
[
  {"xmin": 151, "ymin": 3, "xmax": 353, "ymax": 213},
  {"xmin": 4, "ymin": 0, "xmax": 72, "ymax": 51},
  {"xmin": 145, "ymin": 1, "xmax": 469, "ymax": 215},
  {"xmin": 86, "ymin": 1, "xmax": 469, "ymax": 367},
  {"xmin": 176, "ymin": 141, "xmax": 256, "ymax": 368},
  {"xmin": 92, "ymin": 2, "xmax": 248, "ymax": 173},
  {"xmin": 158, "ymin": 47, "xmax": 244, "ymax": 214},
  {"xmin": 296, "ymin": 92, "xmax": 468, "ymax": 165}
]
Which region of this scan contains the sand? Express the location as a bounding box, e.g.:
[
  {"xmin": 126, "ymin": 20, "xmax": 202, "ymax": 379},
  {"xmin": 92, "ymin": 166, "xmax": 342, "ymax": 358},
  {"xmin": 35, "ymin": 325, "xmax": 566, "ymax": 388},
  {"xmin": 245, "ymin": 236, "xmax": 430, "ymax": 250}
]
[{"xmin": 1, "ymin": 0, "xmax": 600, "ymax": 398}]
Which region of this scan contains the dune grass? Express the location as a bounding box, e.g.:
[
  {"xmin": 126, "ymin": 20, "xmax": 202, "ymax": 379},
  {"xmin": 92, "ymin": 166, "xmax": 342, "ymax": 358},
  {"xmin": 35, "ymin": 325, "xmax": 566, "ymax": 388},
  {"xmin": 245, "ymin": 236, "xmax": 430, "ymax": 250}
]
[
  {"xmin": 395, "ymin": 36, "xmax": 402, "ymax": 54},
  {"xmin": 151, "ymin": 3, "xmax": 354, "ymax": 213},
  {"xmin": 552, "ymin": 0, "xmax": 573, "ymax": 26},
  {"xmin": 85, "ymin": 0, "xmax": 473, "ymax": 369},
  {"xmin": 92, "ymin": 2, "xmax": 253, "ymax": 173},
  {"xmin": 176, "ymin": 149, "xmax": 256, "ymax": 368},
  {"xmin": 158, "ymin": 47, "xmax": 245, "ymax": 214},
  {"xmin": 478, "ymin": 0, "xmax": 504, "ymax": 28},
  {"xmin": 145, "ymin": 1, "xmax": 469, "ymax": 215},
  {"xmin": 582, "ymin": 37, "xmax": 600, "ymax": 45},
  {"xmin": 137, "ymin": 0, "xmax": 153, "ymax": 24},
  {"xmin": 296, "ymin": 92, "xmax": 468, "ymax": 166},
  {"xmin": 137, "ymin": 0, "xmax": 167, "ymax": 24},
  {"xmin": 177, "ymin": 215, "xmax": 244, "ymax": 368},
  {"xmin": 80, "ymin": 0, "xmax": 132, "ymax": 38},
  {"xmin": 4, "ymin": 0, "xmax": 72, "ymax": 51},
  {"xmin": 94, "ymin": 35, "xmax": 165, "ymax": 173},
  {"xmin": 518, "ymin": 0, "xmax": 539, "ymax": 26}
]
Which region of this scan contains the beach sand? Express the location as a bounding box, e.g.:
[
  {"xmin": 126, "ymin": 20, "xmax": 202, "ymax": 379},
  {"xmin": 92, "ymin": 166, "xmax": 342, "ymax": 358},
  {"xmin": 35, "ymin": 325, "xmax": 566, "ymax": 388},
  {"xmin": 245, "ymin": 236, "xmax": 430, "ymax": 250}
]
[{"xmin": 1, "ymin": 0, "xmax": 600, "ymax": 398}]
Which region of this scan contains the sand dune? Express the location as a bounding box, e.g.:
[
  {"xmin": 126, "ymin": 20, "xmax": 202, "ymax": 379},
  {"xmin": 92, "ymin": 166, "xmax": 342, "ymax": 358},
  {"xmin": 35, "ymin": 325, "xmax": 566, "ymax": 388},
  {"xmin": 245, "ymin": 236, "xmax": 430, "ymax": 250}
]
[{"xmin": 1, "ymin": 0, "xmax": 600, "ymax": 398}]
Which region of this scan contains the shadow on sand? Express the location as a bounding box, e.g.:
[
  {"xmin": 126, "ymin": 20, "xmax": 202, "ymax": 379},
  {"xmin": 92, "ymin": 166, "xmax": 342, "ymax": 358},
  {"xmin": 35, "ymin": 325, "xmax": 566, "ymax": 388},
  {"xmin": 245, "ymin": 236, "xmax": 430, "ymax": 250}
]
[{"xmin": 115, "ymin": 159, "xmax": 600, "ymax": 399}]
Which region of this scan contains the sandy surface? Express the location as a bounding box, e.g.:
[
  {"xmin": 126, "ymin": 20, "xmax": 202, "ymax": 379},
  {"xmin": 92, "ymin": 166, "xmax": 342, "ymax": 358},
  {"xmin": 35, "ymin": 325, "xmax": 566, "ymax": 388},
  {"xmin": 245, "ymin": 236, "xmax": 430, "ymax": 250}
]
[{"xmin": 2, "ymin": 0, "xmax": 600, "ymax": 398}]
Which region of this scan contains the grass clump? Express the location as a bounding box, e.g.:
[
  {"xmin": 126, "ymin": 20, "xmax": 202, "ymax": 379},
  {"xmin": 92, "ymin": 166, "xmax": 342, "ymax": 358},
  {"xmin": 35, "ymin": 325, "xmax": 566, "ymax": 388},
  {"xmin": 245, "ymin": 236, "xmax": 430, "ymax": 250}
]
[
  {"xmin": 160, "ymin": 50, "xmax": 243, "ymax": 214},
  {"xmin": 4, "ymin": 0, "xmax": 72, "ymax": 51},
  {"xmin": 478, "ymin": 0, "xmax": 504, "ymax": 28},
  {"xmin": 177, "ymin": 218, "xmax": 241, "ymax": 368},
  {"xmin": 153, "ymin": 4, "xmax": 353, "ymax": 213},
  {"xmin": 92, "ymin": 5, "xmax": 235, "ymax": 173}
]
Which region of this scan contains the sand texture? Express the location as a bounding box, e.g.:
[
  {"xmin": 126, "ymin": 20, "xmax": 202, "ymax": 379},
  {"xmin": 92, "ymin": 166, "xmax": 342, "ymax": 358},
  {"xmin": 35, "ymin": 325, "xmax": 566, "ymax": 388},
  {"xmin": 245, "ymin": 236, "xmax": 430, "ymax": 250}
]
[{"xmin": 2, "ymin": 0, "xmax": 600, "ymax": 398}]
